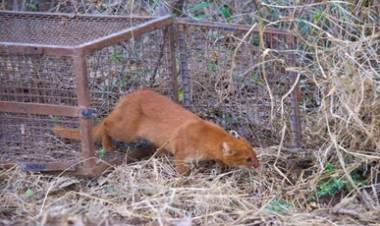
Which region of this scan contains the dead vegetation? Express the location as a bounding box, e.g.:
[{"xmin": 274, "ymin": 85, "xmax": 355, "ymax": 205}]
[
  {"xmin": 1, "ymin": 147, "xmax": 378, "ymax": 226},
  {"xmin": 1, "ymin": 0, "xmax": 380, "ymax": 225}
]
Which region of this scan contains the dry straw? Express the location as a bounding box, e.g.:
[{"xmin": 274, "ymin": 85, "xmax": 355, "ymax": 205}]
[
  {"xmin": 1, "ymin": 1, "xmax": 380, "ymax": 225},
  {"xmin": 0, "ymin": 152, "xmax": 369, "ymax": 225}
]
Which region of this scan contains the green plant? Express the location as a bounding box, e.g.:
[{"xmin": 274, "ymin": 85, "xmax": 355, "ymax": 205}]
[
  {"xmin": 316, "ymin": 177, "xmax": 345, "ymax": 198},
  {"xmin": 149, "ymin": 0, "xmax": 160, "ymax": 9},
  {"xmin": 111, "ymin": 50, "xmax": 123, "ymax": 64},
  {"xmin": 24, "ymin": 188, "xmax": 34, "ymax": 198},
  {"xmin": 251, "ymin": 34, "xmax": 260, "ymax": 47},
  {"xmin": 207, "ymin": 62, "xmax": 218, "ymax": 72},
  {"xmin": 188, "ymin": 2, "xmax": 210, "ymax": 20},
  {"xmin": 324, "ymin": 162, "xmax": 335, "ymax": 173},
  {"xmin": 26, "ymin": 3, "xmax": 38, "ymax": 11},
  {"xmin": 178, "ymin": 90, "xmax": 184, "ymax": 102},
  {"xmin": 313, "ymin": 10, "xmax": 323, "ymax": 24},
  {"xmin": 50, "ymin": 116, "xmax": 59, "ymax": 124},
  {"xmin": 348, "ymin": 170, "xmax": 367, "ymax": 189},
  {"xmin": 250, "ymin": 73, "xmax": 263, "ymax": 86},
  {"xmin": 315, "ymin": 164, "xmax": 367, "ymax": 198},
  {"xmin": 298, "ymin": 20, "xmax": 312, "ymax": 36},
  {"xmin": 98, "ymin": 148, "xmax": 106, "ymax": 159},
  {"xmin": 266, "ymin": 199, "xmax": 293, "ymax": 214},
  {"xmin": 218, "ymin": 5, "xmax": 232, "ymax": 21}
]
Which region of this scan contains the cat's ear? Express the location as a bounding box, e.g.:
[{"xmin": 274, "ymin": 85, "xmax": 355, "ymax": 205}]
[
  {"xmin": 222, "ymin": 142, "xmax": 234, "ymax": 156},
  {"xmin": 229, "ymin": 130, "xmax": 240, "ymax": 139}
]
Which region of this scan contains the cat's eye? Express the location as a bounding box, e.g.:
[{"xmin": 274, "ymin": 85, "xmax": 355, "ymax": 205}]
[{"xmin": 246, "ymin": 157, "xmax": 252, "ymax": 162}]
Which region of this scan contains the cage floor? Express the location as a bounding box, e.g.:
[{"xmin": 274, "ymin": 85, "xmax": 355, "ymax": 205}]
[{"xmin": 0, "ymin": 112, "xmax": 80, "ymax": 163}]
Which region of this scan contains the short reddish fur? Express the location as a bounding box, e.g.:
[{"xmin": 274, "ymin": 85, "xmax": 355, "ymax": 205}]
[{"xmin": 53, "ymin": 90, "xmax": 259, "ymax": 175}]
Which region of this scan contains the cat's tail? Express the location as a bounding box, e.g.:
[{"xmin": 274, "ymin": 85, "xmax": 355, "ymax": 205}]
[{"xmin": 52, "ymin": 120, "xmax": 106, "ymax": 143}]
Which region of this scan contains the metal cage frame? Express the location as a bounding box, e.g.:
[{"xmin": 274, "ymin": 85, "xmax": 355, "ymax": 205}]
[{"xmin": 0, "ymin": 11, "xmax": 301, "ymax": 177}]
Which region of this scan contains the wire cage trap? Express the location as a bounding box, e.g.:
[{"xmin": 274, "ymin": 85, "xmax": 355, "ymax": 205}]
[
  {"xmin": 0, "ymin": 11, "xmax": 301, "ymax": 177},
  {"xmin": 0, "ymin": 11, "xmax": 177, "ymax": 176}
]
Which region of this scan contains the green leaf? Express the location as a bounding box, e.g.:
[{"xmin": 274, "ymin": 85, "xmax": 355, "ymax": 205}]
[
  {"xmin": 50, "ymin": 116, "xmax": 59, "ymax": 124},
  {"xmin": 251, "ymin": 73, "xmax": 263, "ymax": 86},
  {"xmin": 208, "ymin": 62, "xmax": 218, "ymax": 72},
  {"xmin": 251, "ymin": 34, "xmax": 260, "ymax": 46},
  {"xmin": 266, "ymin": 199, "xmax": 293, "ymax": 214},
  {"xmin": 27, "ymin": 3, "xmax": 38, "ymax": 11},
  {"xmin": 219, "ymin": 5, "xmax": 232, "ymax": 21},
  {"xmin": 316, "ymin": 178, "xmax": 345, "ymax": 198},
  {"xmin": 298, "ymin": 20, "xmax": 311, "ymax": 36},
  {"xmin": 313, "ymin": 10, "xmax": 323, "ymax": 24},
  {"xmin": 111, "ymin": 50, "xmax": 123, "ymax": 64},
  {"xmin": 189, "ymin": 2, "xmax": 210, "ymax": 20},
  {"xmin": 149, "ymin": 0, "xmax": 159, "ymax": 8},
  {"xmin": 178, "ymin": 90, "xmax": 184, "ymax": 102},
  {"xmin": 195, "ymin": 14, "xmax": 208, "ymax": 20},
  {"xmin": 25, "ymin": 188, "xmax": 34, "ymax": 198},
  {"xmin": 349, "ymin": 170, "xmax": 367, "ymax": 188},
  {"xmin": 325, "ymin": 163, "xmax": 335, "ymax": 173},
  {"xmin": 189, "ymin": 2, "xmax": 210, "ymax": 12},
  {"xmin": 98, "ymin": 148, "xmax": 106, "ymax": 159}
]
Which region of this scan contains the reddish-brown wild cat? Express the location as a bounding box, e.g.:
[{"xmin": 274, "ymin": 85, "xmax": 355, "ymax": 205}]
[{"xmin": 53, "ymin": 90, "xmax": 259, "ymax": 175}]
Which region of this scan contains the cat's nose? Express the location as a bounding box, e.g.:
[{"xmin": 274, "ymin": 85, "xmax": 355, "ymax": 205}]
[{"xmin": 251, "ymin": 159, "xmax": 260, "ymax": 168}]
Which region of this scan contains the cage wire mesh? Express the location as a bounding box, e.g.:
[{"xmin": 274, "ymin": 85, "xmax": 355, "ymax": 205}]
[
  {"xmin": 0, "ymin": 12, "xmax": 150, "ymax": 46},
  {"xmin": 179, "ymin": 25, "xmax": 295, "ymax": 146},
  {"xmin": 0, "ymin": 11, "xmax": 298, "ymax": 166},
  {"xmin": 87, "ymin": 27, "xmax": 174, "ymax": 118},
  {"xmin": 0, "ymin": 55, "xmax": 77, "ymax": 105},
  {"xmin": 0, "ymin": 113, "xmax": 80, "ymax": 163},
  {"xmin": 84, "ymin": 26, "xmax": 177, "ymax": 155},
  {"xmin": 0, "ymin": 12, "xmax": 170, "ymax": 164},
  {"xmin": 0, "ymin": 53, "xmax": 81, "ymax": 162}
]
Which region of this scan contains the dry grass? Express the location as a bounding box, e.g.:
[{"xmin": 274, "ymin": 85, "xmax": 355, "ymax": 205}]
[
  {"xmin": 1, "ymin": 146, "xmax": 377, "ymax": 226},
  {"xmin": 1, "ymin": 1, "xmax": 380, "ymax": 225}
]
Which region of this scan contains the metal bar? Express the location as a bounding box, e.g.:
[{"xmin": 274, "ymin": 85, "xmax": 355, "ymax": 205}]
[
  {"xmin": 178, "ymin": 24, "xmax": 191, "ymax": 108},
  {"xmin": 74, "ymin": 156, "xmax": 123, "ymax": 177},
  {"xmin": 287, "ymin": 36, "xmax": 302, "ymax": 148},
  {"xmin": 0, "ymin": 14, "xmax": 171, "ymax": 57},
  {"xmin": 72, "ymin": 151, "xmax": 124, "ymax": 177},
  {"xmin": 0, "ymin": 161, "xmax": 76, "ymax": 172},
  {"xmin": 166, "ymin": 25, "xmax": 179, "ymax": 102},
  {"xmin": 177, "ymin": 18, "xmax": 292, "ymax": 36},
  {"xmin": 0, "ymin": 10, "xmax": 291, "ymax": 36},
  {"xmin": 0, "ymin": 10, "xmax": 155, "ymax": 20},
  {"xmin": 0, "ymin": 43, "xmax": 77, "ymax": 56},
  {"xmin": 0, "ymin": 101, "xmax": 80, "ymax": 117},
  {"xmin": 19, "ymin": 161, "xmax": 77, "ymax": 172},
  {"xmin": 289, "ymin": 83, "xmax": 302, "ymax": 148},
  {"xmin": 79, "ymin": 15, "xmax": 174, "ymax": 54},
  {"xmin": 72, "ymin": 54, "xmax": 96, "ymax": 168}
]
